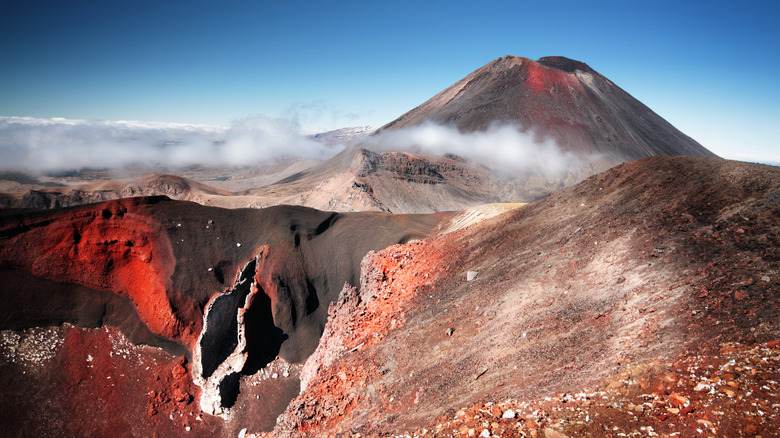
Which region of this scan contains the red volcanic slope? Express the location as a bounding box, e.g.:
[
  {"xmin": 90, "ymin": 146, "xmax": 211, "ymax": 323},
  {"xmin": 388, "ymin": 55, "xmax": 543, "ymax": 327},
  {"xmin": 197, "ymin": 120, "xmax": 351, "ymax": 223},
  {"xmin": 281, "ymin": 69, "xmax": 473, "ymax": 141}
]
[
  {"xmin": 0, "ymin": 325, "xmax": 227, "ymax": 437},
  {"xmin": 379, "ymin": 56, "xmax": 715, "ymax": 162},
  {"xmin": 273, "ymin": 157, "xmax": 780, "ymax": 435}
]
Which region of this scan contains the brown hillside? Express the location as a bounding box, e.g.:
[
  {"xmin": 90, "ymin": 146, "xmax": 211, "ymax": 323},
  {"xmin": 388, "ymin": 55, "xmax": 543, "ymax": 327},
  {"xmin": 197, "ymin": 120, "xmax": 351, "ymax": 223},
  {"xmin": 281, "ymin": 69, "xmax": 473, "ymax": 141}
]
[{"xmin": 273, "ymin": 156, "xmax": 779, "ymax": 436}]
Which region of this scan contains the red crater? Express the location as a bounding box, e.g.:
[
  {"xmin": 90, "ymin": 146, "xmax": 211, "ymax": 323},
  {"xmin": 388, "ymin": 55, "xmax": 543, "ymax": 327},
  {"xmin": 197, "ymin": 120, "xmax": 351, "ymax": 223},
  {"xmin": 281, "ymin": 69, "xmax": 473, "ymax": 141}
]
[
  {"xmin": 1, "ymin": 198, "xmax": 189, "ymax": 343},
  {"xmin": 0, "ymin": 196, "xmax": 452, "ymax": 434},
  {"xmin": 524, "ymin": 58, "xmax": 585, "ymax": 96}
]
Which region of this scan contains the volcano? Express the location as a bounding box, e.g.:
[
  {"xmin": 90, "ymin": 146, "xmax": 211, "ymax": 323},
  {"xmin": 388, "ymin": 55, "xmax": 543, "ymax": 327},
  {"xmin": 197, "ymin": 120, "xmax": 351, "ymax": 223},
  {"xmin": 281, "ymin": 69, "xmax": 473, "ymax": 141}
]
[{"xmin": 380, "ymin": 55, "xmax": 715, "ymax": 162}]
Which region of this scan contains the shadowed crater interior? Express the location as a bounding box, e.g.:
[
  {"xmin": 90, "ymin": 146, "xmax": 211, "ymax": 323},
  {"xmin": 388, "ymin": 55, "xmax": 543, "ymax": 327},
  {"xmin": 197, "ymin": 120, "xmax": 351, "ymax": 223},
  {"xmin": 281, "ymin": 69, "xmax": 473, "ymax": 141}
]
[
  {"xmin": 242, "ymin": 284, "xmax": 288, "ymax": 375},
  {"xmin": 198, "ymin": 259, "xmax": 256, "ymax": 379}
]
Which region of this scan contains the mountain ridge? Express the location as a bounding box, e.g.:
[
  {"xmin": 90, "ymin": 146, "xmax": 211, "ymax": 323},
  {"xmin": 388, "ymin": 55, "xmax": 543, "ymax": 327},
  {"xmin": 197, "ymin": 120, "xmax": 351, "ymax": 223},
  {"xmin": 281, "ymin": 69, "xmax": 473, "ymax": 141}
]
[{"xmin": 272, "ymin": 156, "xmax": 780, "ymax": 436}]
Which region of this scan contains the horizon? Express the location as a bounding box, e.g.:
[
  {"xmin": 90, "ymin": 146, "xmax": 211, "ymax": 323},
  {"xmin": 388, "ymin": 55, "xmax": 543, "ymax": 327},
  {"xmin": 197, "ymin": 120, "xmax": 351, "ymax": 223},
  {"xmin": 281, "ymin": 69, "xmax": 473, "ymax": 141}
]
[{"xmin": 1, "ymin": 0, "xmax": 779, "ymax": 163}]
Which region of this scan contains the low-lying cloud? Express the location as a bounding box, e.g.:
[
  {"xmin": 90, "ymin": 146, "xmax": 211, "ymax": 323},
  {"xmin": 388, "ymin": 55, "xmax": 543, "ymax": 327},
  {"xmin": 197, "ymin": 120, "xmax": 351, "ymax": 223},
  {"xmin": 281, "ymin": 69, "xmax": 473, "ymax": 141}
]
[
  {"xmin": 365, "ymin": 123, "xmax": 580, "ymax": 175},
  {"xmin": 1, "ymin": 116, "xmax": 583, "ymax": 176},
  {"xmin": 0, "ymin": 116, "xmax": 335, "ymax": 172}
]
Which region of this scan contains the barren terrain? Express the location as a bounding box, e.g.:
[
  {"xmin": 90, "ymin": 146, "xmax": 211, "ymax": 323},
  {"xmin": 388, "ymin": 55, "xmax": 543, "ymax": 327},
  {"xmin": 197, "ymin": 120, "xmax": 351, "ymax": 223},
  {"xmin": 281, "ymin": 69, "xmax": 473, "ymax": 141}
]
[
  {"xmin": 0, "ymin": 56, "xmax": 772, "ymax": 437},
  {"xmin": 270, "ymin": 156, "xmax": 779, "ymax": 436},
  {"xmin": 380, "ymin": 56, "xmax": 714, "ymax": 162}
]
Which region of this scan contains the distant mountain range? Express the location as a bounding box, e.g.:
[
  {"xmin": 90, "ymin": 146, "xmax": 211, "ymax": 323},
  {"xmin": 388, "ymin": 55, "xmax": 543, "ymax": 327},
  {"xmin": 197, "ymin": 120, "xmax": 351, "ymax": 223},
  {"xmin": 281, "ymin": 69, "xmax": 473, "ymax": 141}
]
[{"xmin": 308, "ymin": 126, "xmax": 376, "ymax": 146}]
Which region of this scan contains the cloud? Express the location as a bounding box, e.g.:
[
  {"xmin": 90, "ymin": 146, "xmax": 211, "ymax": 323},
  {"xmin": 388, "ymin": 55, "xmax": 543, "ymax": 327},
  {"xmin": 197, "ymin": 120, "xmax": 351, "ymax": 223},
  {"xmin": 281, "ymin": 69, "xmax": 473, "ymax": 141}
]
[
  {"xmin": 364, "ymin": 122, "xmax": 581, "ymax": 175},
  {"xmin": 284, "ymin": 101, "xmax": 367, "ymax": 134},
  {"xmin": 1, "ymin": 117, "xmax": 587, "ymax": 177},
  {"xmin": 0, "ymin": 115, "xmax": 336, "ymax": 172}
]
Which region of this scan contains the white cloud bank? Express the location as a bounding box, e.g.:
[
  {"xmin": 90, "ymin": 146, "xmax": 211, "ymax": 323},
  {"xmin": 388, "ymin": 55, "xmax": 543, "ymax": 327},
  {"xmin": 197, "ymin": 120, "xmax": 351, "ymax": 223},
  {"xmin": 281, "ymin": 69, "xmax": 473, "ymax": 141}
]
[
  {"xmin": 0, "ymin": 116, "xmax": 582, "ymax": 176},
  {"xmin": 0, "ymin": 116, "xmax": 334, "ymax": 172},
  {"xmin": 365, "ymin": 123, "xmax": 580, "ymax": 175}
]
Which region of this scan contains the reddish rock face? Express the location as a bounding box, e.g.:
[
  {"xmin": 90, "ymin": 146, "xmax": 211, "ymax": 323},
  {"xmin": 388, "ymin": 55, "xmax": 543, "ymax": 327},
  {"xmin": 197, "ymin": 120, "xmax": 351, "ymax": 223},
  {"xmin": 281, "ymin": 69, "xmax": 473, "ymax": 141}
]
[
  {"xmin": 1, "ymin": 198, "xmax": 186, "ymax": 341},
  {"xmin": 0, "ymin": 324, "xmax": 225, "ymax": 437},
  {"xmin": 525, "ymin": 57, "xmax": 586, "ymax": 95}
]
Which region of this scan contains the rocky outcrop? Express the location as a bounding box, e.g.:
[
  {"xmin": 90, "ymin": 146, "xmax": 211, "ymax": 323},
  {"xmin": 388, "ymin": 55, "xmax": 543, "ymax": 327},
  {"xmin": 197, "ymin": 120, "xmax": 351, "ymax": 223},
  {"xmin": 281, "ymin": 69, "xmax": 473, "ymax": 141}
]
[
  {"xmin": 193, "ymin": 256, "xmax": 261, "ymax": 416},
  {"xmin": 354, "ymin": 149, "xmax": 445, "ymax": 184},
  {"xmin": 276, "ymin": 244, "xmax": 433, "ymax": 436}
]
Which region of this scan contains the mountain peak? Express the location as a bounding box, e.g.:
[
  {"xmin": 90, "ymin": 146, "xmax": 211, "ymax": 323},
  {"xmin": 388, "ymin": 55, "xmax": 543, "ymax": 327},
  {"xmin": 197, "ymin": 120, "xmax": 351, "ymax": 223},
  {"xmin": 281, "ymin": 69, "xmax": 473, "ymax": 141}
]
[
  {"xmin": 536, "ymin": 56, "xmax": 595, "ymax": 74},
  {"xmin": 482, "ymin": 55, "xmax": 595, "ymax": 75},
  {"xmin": 380, "ymin": 55, "xmax": 715, "ymax": 161},
  {"xmin": 484, "ymin": 55, "xmax": 527, "ymax": 70}
]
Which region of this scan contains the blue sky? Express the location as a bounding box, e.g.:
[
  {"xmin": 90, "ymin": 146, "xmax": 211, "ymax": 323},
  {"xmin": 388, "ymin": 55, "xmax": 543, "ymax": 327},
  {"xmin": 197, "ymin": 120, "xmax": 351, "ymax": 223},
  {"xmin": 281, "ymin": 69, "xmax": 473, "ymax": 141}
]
[{"xmin": 1, "ymin": 0, "xmax": 779, "ymax": 162}]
